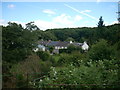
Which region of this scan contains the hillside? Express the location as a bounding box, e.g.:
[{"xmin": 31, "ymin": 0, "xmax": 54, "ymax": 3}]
[{"xmin": 2, "ymin": 22, "xmax": 120, "ymax": 88}]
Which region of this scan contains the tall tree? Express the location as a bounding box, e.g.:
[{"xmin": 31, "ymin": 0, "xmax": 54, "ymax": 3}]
[
  {"xmin": 25, "ymin": 21, "xmax": 40, "ymax": 31},
  {"xmin": 2, "ymin": 22, "xmax": 37, "ymax": 63},
  {"xmin": 98, "ymin": 16, "xmax": 105, "ymax": 27}
]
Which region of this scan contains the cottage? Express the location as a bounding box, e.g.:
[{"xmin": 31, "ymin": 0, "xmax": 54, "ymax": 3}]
[
  {"xmin": 37, "ymin": 40, "xmax": 89, "ymax": 53},
  {"xmin": 81, "ymin": 41, "xmax": 89, "ymax": 51},
  {"xmin": 38, "ymin": 45, "xmax": 46, "ymax": 51}
]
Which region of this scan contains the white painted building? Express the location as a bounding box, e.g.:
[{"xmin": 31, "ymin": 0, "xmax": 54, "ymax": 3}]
[
  {"xmin": 38, "ymin": 45, "xmax": 46, "ymax": 51},
  {"xmin": 81, "ymin": 41, "xmax": 89, "ymax": 51}
]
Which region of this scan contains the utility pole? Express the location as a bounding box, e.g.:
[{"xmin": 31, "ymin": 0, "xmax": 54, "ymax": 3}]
[{"xmin": 117, "ymin": 1, "xmax": 120, "ymax": 23}]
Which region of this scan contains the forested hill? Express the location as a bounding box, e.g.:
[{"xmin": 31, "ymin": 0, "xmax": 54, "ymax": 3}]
[
  {"xmin": 41, "ymin": 24, "xmax": 120, "ymax": 44},
  {"xmin": 2, "ymin": 22, "xmax": 120, "ymax": 47},
  {"xmin": 2, "ymin": 22, "xmax": 120, "ymax": 63}
]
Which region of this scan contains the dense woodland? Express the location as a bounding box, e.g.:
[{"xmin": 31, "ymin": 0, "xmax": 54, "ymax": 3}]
[{"xmin": 1, "ymin": 18, "xmax": 120, "ymax": 88}]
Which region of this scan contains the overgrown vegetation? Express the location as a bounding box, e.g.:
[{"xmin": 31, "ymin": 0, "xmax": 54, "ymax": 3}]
[{"xmin": 2, "ymin": 20, "xmax": 120, "ymax": 88}]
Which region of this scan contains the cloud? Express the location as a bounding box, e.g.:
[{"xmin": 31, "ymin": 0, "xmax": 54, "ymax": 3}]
[
  {"xmin": 7, "ymin": 4, "xmax": 15, "ymax": 8},
  {"xmin": 11, "ymin": 21, "xmax": 26, "ymax": 28},
  {"xmin": 81, "ymin": 10, "xmax": 91, "ymax": 13},
  {"xmin": 53, "ymin": 14, "xmax": 73, "ymax": 25},
  {"xmin": 34, "ymin": 14, "xmax": 83, "ymax": 30},
  {"xmin": 74, "ymin": 15, "xmax": 83, "ymax": 21},
  {"xmin": 34, "ymin": 20, "xmax": 59, "ymax": 30},
  {"xmin": 43, "ymin": 9, "xmax": 56, "ymax": 15},
  {"xmin": 111, "ymin": 21, "xmax": 118, "ymax": 24},
  {"xmin": 1, "ymin": 13, "xmax": 82, "ymax": 30},
  {"xmin": 104, "ymin": 21, "xmax": 118, "ymax": 26},
  {"xmin": 0, "ymin": 19, "xmax": 8, "ymax": 26},
  {"xmin": 96, "ymin": 0, "xmax": 101, "ymax": 2},
  {"xmin": 64, "ymin": 4, "xmax": 98, "ymax": 21}
]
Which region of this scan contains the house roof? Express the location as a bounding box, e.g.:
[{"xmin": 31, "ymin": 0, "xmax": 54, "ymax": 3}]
[
  {"xmin": 38, "ymin": 40, "xmax": 83, "ymax": 47},
  {"xmin": 47, "ymin": 41, "xmax": 60, "ymax": 46},
  {"xmin": 72, "ymin": 42, "xmax": 83, "ymax": 46},
  {"xmin": 56, "ymin": 41, "xmax": 69, "ymax": 47},
  {"xmin": 38, "ymin": 45, "xmax": 45, "ymax": 48},
  {"xmin": 38, "ymin": 41, "xmax": 49, "ymax": 46}
]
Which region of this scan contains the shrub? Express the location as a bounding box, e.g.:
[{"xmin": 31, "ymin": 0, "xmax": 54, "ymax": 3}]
[
  {"xmin": 32, "ymin": 59, "xmax": 119, "ymax": 88},
  {"xmin": 10, "ymin": 54, "xmax": 52, "ymax": 88},
  {"xmin": 88, "ymin": 39, "xmax": 112, "ymax": 60},
  {"xmin": 36, "ymin": 51, "xmax": 50, "ymax": 61}
]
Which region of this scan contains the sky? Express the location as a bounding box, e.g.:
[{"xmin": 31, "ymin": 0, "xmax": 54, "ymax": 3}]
[{"xmin": 1, "ymin": 0, "xmax": 119, "ymax": 30}]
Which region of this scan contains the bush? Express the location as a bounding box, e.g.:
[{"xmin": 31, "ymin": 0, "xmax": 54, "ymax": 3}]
[
  {"xmin": 57, "ymin": 52, "xmax": 88, "ymax": 67},
  {"xmin": 88, "ymin": 39, "xmax": 112, "ymax": 60},
  {"xmin": 32, "ymin": 59, "xmax": 119, "ymax": 88},
  {"xmin": 10, "ymin": 54, "xmax": 52, "ymax": 88},
  {"xmin": 36, "ymin": 51, "xmax": 50, "ymax": 61}
]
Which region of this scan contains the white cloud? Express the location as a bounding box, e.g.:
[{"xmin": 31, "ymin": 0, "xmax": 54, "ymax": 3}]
[
  {"xmin": 0, "ymin": 19, "xmax": 8, "ymax": 26},
  {"xmin": 53, "ymin": 14, "xmax": 73, "ymax": 25},
  {"xmin": 111, "ymin": 21, "xmax": 118, "ymax": 24},
  {"xmin": 11, "ymin": 21, "xmax": 26, "ymax": 28},
  {"xmin": 34, "ymin": 20, "xmax": 59, "ymax": 30},
  {"xmin": 43, "ymin": 9, "xmax": 56, "ymax": 15},
  {"xmin": 74, "ymin": 15, "xmax": 83, "ymax": 21},
  {"xmin": 7, "ymin": 4, "xmax": 15, "ymax": 8},
  {"xmin": 96, "ymin": 0, "xmax": 101, "ymax": 2},
  {"xmin": 81, "ymin": 10, "xmax": 91, "ymax": 13},
  {"xmin": 104, "ymin": 21, "xmax": 118, "ymax": 26},
  {"xmin": 34, "ymin": 14, "xmax": 83, "ymax": 30}
]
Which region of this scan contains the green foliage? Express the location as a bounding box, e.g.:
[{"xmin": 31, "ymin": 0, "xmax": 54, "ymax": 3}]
[
  {"xmin": 10, "ymin": 54, "xmax": 52, "ymax": 88},
  {"xmin": 57, "ymin": 52, "xmax": 86, "ymax": 67},
  {"xmin": 32, "ymin": 59, "xmax": 119, "ymax": 88},
  {"xmin": 67, "ymin": 45, "xmax": 78, "ymax": 53},
  {"xmin": 25, "ymin": 22, "xmax": 40, "ymax": 30},
  {"xmin": 59, "ymin": 45, "xmax": 82, "ymax": 54},
  {"xmin": 15, "ymin": 74, "xmax": 27, "ymax": 88},
  {"xmin": 2, "ymin": 22, "xmax": 120, "ymax": 88},
  {"xmin": 114, "ymin": 42, "xmax": 120, "ymax": 59},
  {"xmin": 98, "ymin": 16, "xmax": 105, "ymax": 27},
  {"xmin": 65, "ymin": 37, "xmax": 75, "ymax": 41},
  {"xmin": 88, "ymin": 39, "xmax": 112, "ymax": 60},
  {"xmin": 2, "ymin": 22, "xmax": 37, "ymax": 63},
  {"xmin": 36, "ymin": 51, "xmax": 50, "ymax": 61},
  {"xmin": 48, "ymin": 46, "xmax": 54, "ymax": 53}
]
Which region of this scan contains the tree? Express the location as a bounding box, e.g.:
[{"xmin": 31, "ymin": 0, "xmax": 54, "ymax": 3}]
[
  {"xmin": 88, "ymin": 39, "xmax": 112, "ymax": 60},
  {"xmin": 65, "ymin": 37, "xmax": 74, "ymax": 41},
  {"xmin": 2, "ymin": 22, "xmax": 37, "ymax": 63},
  {"xmin": 25, "ymin": 22, "xmax": 40, "ymax": 30},
  {"xmin": 98, "ymin": 16, "xmax": 105, "ymax": 27},
  {"xmin": 36, "ymin": 51, "xmax": 50, "ymax": 61}
]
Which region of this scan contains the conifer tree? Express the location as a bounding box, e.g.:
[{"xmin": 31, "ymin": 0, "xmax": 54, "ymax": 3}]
[{"xmin": 98, "ymin": 16, "xmax": 105, "ymax": 27}]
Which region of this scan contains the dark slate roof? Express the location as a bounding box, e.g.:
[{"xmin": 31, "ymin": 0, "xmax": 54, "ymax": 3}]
[
  {"xmin": 38, "ymin": 41, "xmax": 49, "ymax": 46},
  {"xmin": 72, "ymin": 42, "xmax": 83, "ymax": 46},
  {"xmin": 38, "ymin": 40, "xmax": 82, "ymax": 47},
  {"xmin": 56, "ymin": 41, "xmax": 69, "ymax": 47},
  {"xmin": 47, "ymin": 41, "xmax": 60, "ymax": 46},
  {"xmin": 38, "ymin": 45, "xmax": 45, "ymax": 48}
]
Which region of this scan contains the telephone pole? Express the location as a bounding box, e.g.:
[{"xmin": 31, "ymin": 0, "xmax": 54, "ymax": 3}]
[{"xmin": 117, "ymin": 1, "xmax": 120, "ymax": 23}]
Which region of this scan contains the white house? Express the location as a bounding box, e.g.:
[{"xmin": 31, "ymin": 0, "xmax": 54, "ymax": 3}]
[
  {"xmin": 38, "ymin": 45, "xmax": 46, "ymax": 51},
  {"xmin": 81, "ymin": 41, "xmax": 89, "ymax": 51},
  {"xmin": 33, "ymin": 45, "xmax": 46, "ymax": 52},
  {"xmin": 38, "ymin": 40, "xmax": 89, "ymax": 53}
]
